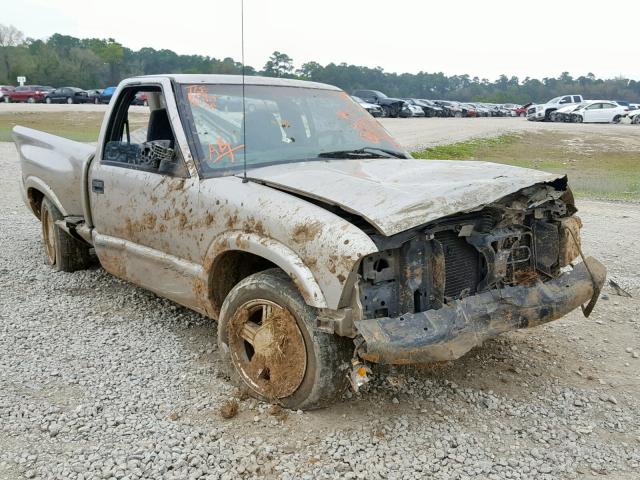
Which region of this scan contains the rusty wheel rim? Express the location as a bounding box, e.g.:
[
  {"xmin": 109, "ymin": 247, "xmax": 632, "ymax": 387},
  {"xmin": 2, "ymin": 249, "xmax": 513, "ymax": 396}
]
[
  {"xmin": 42, "ymin": 207, "xmax": 56, "ymax": 265},
  {"xmin": 228, "ymin": 299, "xmax": 307, "ymax": 399}
]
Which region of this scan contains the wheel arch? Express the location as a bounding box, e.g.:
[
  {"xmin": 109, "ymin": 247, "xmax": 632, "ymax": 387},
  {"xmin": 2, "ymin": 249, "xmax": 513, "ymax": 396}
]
[
  {"xmin": 24, "ymin": 178, "xmax": 68, "ymax": 220},
  {"xmin": 203, "ymin": 231, "xmax": 329, "ymax": 316}
]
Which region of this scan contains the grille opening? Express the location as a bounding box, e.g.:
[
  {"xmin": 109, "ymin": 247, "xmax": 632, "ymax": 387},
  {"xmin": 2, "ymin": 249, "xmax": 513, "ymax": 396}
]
[{"xmin": 374, "ymin": 308, "xmax": 389, "ymax": 317}]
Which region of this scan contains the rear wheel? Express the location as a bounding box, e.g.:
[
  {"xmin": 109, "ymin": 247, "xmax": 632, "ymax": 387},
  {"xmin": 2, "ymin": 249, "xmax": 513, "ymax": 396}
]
[
  {"xmin": 632, "ymin": 115, "xmax": 640, "ymax": 125},
  {"xmin": 218, "ymin": 269, "xmax": 352, "ymax": 410},
  {"xmin": 45, "ymin": 97, "xmax": 52, "ymax": 104},
  {"xmin": 67, "ymin": 97, "xmax": 73, "ymax": 104},
  {"xmin": 3, "ymin": 96, "xmax": 9, "ymax": 103},
  {"xmin": 40, "ymin": 198, "xmax": 92, "ymax": 272}
]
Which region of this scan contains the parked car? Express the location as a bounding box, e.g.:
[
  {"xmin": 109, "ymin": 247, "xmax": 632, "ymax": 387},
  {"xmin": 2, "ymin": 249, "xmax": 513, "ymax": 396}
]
[
  {"xmin": 86, "ymin": 89, "xmax": 103, "ymax": 104},
  {"xmin": 527, "ymin": 95, "xmax": 584, "ymax": 121},
  {"xmin": 400, "ymin": 101, "xmax": 426, "ymax": 118},
  {"xmin": 97, "ymin": 86, "xmax": 117, "ymax": 104},
  {"xmin": 434, "ymin": 100, "xmax": 465, "ymax": 117},
  {"xmin": 12, "ymin": 74, "xmax": 606, "ymax": 409},
  {"xmin": 549, "ymin": 102, "xmax": 587, "ymax": 122},
  {"xmin": 45, "ymin": 87, "xmax": 91, "ymax": 104},
  {"xmin": 403, "ymin": 99, "xmax": 440, "ymax": 117},
  {"xmin": 352, "ymin": 89, "xmax": 405, "ymax": 118},
  {"xmin": 416, "ymin": 99, "xmax": 446, "ymax": 117},
  {"xmin": 514, "ymin": 102, "xmax": 533, "ymax": 117},
  {"xmin": 460, "ymin": 103, "xmax": 478, "ymax": 117},
  {"xmin": 351, "ymin": 96, "xmax": 383, "ymax": 117},
  {"xmin": 470, "ymin": 103, "xmax": 491, "ymax": 117},
  {"xmin": 132, "ymin": 92, "xmax": 149, "ymax": 106},
  {"xmin": 627, "ymin": 109, "xmax": 640, "ymax": 124},
  {"xmin": 0, "ymin": 85, "xmax": 15, "ymax": 102},
  {"xmin": 569, "ymin": 101, "xmax": 628, "ymax": 123},
  {"xmin": 6, "ymin": 85, "xmax": 50, "ymax": 103}
]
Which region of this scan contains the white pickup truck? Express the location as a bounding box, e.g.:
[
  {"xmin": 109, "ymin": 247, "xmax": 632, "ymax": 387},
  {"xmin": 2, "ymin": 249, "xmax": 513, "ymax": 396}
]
[
  {"xmin": 527, "ymin": 95, "xmax": 584, "ymax": 121},
  {"xmin": 13, "ymin": 74, "xmax": 606, "ymax": 409}
]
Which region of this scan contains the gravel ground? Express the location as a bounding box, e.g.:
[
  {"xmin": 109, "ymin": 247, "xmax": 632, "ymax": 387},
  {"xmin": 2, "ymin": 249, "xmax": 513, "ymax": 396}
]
[{"xmin": 1, "ymin": 132, "xmax": 639, "ymax": 480}]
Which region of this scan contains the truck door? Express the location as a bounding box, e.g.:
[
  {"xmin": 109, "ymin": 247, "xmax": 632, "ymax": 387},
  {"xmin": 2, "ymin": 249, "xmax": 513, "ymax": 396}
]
[{"xmin": 88, "ymin": 82, "xmax": 205, "ymax": 312}]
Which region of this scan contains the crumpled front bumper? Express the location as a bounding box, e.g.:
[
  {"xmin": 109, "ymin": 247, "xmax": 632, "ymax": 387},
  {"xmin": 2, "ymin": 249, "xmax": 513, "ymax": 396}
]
[{"xmin": 354, "ymin": 257, "xmax": 606, "ymax": 365}]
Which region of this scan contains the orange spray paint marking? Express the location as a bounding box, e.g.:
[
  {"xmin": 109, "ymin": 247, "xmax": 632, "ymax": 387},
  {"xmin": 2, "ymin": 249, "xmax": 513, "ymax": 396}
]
[
  {"xmin": 187, "ymin": 85, "xmax": 217, "ymax": 110},
  {"xmin": 209, "ymin": 138, "xmax": 245, "ymax": 164},
  {"xmin": 352, "ymin": 117, "xmax": 382, "ymax": 144}
]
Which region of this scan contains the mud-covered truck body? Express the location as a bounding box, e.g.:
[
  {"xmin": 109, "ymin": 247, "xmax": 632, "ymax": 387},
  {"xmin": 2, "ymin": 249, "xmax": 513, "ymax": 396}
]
[{"xmin": 14, "ymin": 75, "xmax": 606, "ymax": 409}]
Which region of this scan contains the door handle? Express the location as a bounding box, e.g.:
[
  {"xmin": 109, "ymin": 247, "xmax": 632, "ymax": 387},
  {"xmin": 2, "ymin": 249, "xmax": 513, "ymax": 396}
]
[{"xmin": 91, "ymin": 179, "xmax": 104, "ymax": 194}]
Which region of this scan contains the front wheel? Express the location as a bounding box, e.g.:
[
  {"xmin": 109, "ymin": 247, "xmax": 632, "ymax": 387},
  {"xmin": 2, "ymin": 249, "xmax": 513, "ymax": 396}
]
[
  {"xmin": 27, "ymin": 97, "xmax": 35, "ymax": 104},
  {"xmin": 67, "ymin": 97, "xmax": 73, "ymax": 104},
  {"xmin": 217, "ymin": 269, "xmax": 352, "ymax": 410},
  {"xmin": 41, "ymin": 198, "xmax": 92, "ymax": 272},
  {"xmin": 632, "ymin": 115, "xmax": 640, "ymax": 125},
  {"xmin": 45, "ymin": 97, "xmax": 52, "ymax": 104},
  {"xmin": 612, "ymin": 115, "xmax": 621, "ymax": 124},
  {"xmin": 573, "ymin": 114, "xmax": 583, "ymax": 123}
]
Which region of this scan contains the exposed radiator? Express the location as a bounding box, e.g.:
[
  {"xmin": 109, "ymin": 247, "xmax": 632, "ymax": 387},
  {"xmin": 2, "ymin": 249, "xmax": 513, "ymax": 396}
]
[{"xmin": 436, "ymin": 231, "xmax": 481, "ymax": 299}]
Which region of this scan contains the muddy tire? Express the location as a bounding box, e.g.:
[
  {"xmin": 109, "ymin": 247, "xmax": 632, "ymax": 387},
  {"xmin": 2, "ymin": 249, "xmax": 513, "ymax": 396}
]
[
  {"xmin": 217, "ymin": 268, "xmax": 352, "ymax": 410},
  {"xmin": 41, "ymin": 198, "xmax": 92, "ymax": 272}
]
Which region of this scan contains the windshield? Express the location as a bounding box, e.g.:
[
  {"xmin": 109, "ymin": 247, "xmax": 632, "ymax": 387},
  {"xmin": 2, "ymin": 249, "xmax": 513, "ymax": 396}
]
[{"xmin": 179, "ymin": 84, "xmax": 405, "ymax": 177}]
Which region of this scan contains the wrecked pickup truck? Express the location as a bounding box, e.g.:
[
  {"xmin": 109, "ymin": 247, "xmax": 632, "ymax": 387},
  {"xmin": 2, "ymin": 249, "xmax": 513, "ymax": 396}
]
[{"xmin": 14, "ymin": 75, "xmax": 606, "ymax": 409}]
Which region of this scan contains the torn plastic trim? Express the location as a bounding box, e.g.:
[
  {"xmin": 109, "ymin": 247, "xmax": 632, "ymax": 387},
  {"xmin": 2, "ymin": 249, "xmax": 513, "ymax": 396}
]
[{"xmin": 354, "ymin": 257, "xmax": 606, "ymax": 365}]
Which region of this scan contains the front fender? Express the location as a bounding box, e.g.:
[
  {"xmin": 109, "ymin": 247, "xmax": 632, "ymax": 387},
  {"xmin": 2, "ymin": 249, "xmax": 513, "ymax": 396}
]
[{"xmin": 203, "ymin": 231, "xmax": 328, "ymax": 309}]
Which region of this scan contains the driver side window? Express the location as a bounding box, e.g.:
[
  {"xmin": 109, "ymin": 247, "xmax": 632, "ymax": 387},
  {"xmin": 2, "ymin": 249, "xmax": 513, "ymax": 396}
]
[{"xmin": 102, "ymin": 86, "xmax": 188, "ymax": 177}]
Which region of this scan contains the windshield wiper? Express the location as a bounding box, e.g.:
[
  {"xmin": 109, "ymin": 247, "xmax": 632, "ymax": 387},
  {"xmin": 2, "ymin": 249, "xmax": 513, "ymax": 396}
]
[{"xmin": 317, "ymin": 147, "xmax": 406, "ymax": 159}]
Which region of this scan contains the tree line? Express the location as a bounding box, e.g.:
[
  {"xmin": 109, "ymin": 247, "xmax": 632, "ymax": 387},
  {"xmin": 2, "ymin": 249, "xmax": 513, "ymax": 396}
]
[{"xmin": 1, "ymin": 24, "xmax": 639, "ymax": 103}]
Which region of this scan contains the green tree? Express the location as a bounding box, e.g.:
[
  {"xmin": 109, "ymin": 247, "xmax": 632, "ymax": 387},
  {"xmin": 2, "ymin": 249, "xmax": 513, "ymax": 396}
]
[
  {"xmin": 0, "ymin": 24, "xmax": 25, "ymax": 83},
  {"xmin": 262, "ymin": 51, "xmax": 294, "ymax": 78}
]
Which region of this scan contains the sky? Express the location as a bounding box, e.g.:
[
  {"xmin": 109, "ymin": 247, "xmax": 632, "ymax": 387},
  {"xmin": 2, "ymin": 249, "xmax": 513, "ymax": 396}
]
[{"xmin": 3, "ymin": 0, "xmax": 640, "ymax": 80}]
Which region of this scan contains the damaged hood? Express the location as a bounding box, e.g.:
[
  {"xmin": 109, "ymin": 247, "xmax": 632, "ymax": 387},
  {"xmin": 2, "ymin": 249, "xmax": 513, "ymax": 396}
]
[{"xmin": 246, "ymin": 159, "xmax": 565, "ymax": 236}]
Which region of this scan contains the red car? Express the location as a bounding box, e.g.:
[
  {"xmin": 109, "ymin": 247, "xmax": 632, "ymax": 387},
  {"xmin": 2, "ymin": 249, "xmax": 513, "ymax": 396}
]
[
  {"xmin": 7, "ymin": 85, "xmax": 52, "ymax": 103},
  {"xmin": 514, "ymin": 102, "xmax": 533, "ymax": 117}
]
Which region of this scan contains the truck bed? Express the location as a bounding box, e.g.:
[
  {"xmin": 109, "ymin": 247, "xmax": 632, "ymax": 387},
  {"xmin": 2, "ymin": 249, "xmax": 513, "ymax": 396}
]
[{"xmin": 13, "ymin": 126, "xmax": 95, "ymax": 218}]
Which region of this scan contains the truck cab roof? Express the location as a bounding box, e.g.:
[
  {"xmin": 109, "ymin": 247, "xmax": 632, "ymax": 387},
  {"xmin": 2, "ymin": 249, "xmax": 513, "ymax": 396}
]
[{"xmin": 124, "ymin": 74, "xmax": 341, "ymax": 92}]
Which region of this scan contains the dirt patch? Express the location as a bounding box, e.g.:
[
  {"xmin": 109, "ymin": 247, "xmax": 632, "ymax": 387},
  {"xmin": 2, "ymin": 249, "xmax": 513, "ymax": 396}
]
[
  {"xmin": 219, "ymin": 399, "xmax": 239, "ymax": 419},
  {"xmin": 292, "ymin": 221, "xmax": 323, "ymax": 243}
]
